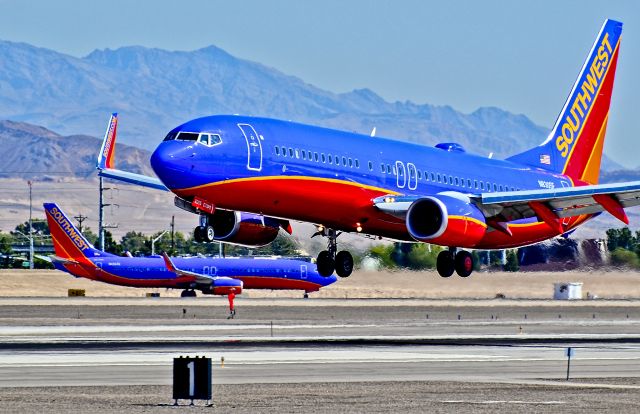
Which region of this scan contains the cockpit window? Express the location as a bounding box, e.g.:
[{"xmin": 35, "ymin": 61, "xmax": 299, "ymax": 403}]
[
  {"xmin": 209, "ymin": 134, "xmax": 222, "ymax": 145},
  {"xmin": 196, "ymin": 133, "xmax": 223, "ymax": 147},
  {"xmin": 176, "ymin": 132, "xmax": 199, "ymax": 141},
  {"xmin": 163, "ymin": 131, "xmax": 178, "ymax": 141}
]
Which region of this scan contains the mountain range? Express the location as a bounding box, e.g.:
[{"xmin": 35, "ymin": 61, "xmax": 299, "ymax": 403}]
[{"xmin": 0, "ymin": 40, "xmax": 622, "ymax": 169}]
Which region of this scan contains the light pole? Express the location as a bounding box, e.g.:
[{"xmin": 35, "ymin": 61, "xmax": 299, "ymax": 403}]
[
  {"xmin": 28, "ymin": 181, "xmax": 33, "ymax": 270},
  {"xmin": 151, "ymin": 230, "xmax": 168, "ymax": 256}
]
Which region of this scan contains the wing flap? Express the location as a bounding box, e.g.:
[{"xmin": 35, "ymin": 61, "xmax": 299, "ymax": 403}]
[{"xmin": 474, "ymin": 181, "xmax": 640, "ymax": 223}]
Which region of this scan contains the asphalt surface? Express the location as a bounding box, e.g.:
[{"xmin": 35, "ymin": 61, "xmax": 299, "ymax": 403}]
[{"xmin": 1, "ymin": 298, "xmax": 640, "ymax": 412}]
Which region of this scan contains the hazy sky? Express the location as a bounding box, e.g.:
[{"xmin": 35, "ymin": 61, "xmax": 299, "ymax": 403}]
[{"xmin": 1, "ymin": 0, "xmax": 639, "ymax": 166}]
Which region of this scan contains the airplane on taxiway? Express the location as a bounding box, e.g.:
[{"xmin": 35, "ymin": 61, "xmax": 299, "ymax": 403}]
[
  {"xmin": 43, "ymin": 203, "xmax": 336, "ymax": 313},
  {"xmin": 98, "ymin": 19, "xmax": 640, "ymax": 279}
]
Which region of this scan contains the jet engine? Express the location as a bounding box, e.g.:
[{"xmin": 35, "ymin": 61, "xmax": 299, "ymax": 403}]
[
  {"xmin": 199, "ymin": 209, "xmax": 280, "ymax": 247},
  {"xmin": 405, "ymin": 194, "xmax": 487, "ymax": 247},
  {"xmin": 202, "ymin": 277, "xmax": 243, "ymax": 295}
]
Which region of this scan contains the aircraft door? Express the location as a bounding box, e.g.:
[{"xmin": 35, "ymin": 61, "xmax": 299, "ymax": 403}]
[
  {"xmin": 407, "ymin": 163, "xmax": 417, "ymax": 190},
  {"xmin": 395, "ymin": 161, "xmax": 406, "ymax": 189},
  {"xmin": 238, "ymin": 123, "xmax": 263, "ymax": 171},
  {"xmin": 300, "ymin": 265, "xmax": 308, "ymax": 280}
]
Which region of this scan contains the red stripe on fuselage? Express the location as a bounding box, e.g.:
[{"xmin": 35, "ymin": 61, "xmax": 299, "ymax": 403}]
[
  {"xmin": 175, "ymin": 177, "xmax": 596, "ymax": 249},
  {"xmin": 235, "ymin": 276, "xmax": 322, "ymax": 292},
  {"xmin": 175, "ymin": 177, "xmax": 412, "ymax": 241}
]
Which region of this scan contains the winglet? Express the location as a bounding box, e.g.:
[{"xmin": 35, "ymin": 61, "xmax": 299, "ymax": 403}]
[
  {"xmin": 97, "ymin": 113, "xmax": 118, "ymax": 170},
  {"xmin": 161, "ymin": 252, "xmax": 178, "ymax": 273}
]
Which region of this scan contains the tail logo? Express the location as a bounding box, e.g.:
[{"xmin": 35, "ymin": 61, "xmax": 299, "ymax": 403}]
[
  {"xmin": 98, "ymin": 113, "xmax": 118, "ymax": 169},
  {"xmin": 49, "ymin": 206, "xmax": 91, "ymax": 251},
  {"xmin": 555, "ymin": 32, "xmax": 614, "ymax": 158}
]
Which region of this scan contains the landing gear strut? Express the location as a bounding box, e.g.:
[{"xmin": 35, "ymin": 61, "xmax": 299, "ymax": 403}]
[
  {"xmin": 436, "ymin": 249, "xmax": 474, "ymax": 278},
  {"xmin": 314, "ymin": 227, "xmax": 353, "ymax": 278}
]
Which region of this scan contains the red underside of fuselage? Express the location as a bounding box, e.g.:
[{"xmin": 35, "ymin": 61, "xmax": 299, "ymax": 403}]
[{"xmin": 175, "ymin": 178, "xmax": 593, "ymax": 249}]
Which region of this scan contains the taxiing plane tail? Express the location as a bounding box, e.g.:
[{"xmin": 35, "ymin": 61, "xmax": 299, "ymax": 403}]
[
  {"xmin": 43, "ymin": 203, "xmax": 109, "ymax": 263},
  {"xmin": 507, "ymin": 19, "xmax": 622, "ymax": 184}
]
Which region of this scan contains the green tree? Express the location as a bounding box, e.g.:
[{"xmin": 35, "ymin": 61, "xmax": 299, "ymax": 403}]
[
  {"xmin": 82, "ymin": 228, "xmax": 99, "ymax": 247},
  {"xmin": 120, "ymin": 231, "xmax": 150, "ymax": 256},
  {"xmin": 367, "ymin": 244, "xmax": 397, "ymax": 269},
  {"xmin": 0, "ymin": 232, "xmax": 12, "ymax": 255},
  {"xmin": 406, "ymin": 244, "xmax": 441, "ymax": 270},
  {"xmin": 606, "ymin": 227, "xmax": 637, "ymax": 252},
  {"xmin": 610, "ymin": 247, "xmax": 640, "ymax": 268},
  {"xmin": 504, "ymin": 250, "xmax": 519, "ymax": 272},
  {"xmin": 15, "ymin": 219, "xmax": 49, "ymax": 236},
  {"xmin": 102, "ymin": 230, "xmax": 121, "ymax": 254}
]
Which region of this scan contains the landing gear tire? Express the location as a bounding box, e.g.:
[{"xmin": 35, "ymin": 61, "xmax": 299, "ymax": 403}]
[
  {"xmin": 303, "ymin": 293, "xmax": 309, "ymax": 299},
  {"xmin": 203, "ymin": 225, "xmax": 215, "ymax": 243},
  {"xmin": 193, "ymin": 226, "xmax": 204, "ymax": 243},
  {"xmin": 436, "ymin": 250, "xmax": 455, "ymax": 278},
  {"xmin": 317, "ymin": 250, "xmax": 335, "ymax": 277},
  {"xmin": 181, "ymin": 289, "xmax": 197, "ymax": 298},
  {"xmin": 455, "ymin": 250, "xmax": 474, "ymax": 278},
  {"xmin": 335, "ymin": 251, "xmax": 354, "ymax": 278}
]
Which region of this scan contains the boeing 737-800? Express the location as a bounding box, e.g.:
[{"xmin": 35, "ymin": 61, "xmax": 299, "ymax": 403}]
[{"xmin": 98, "ymin": 19, "xmax": 640, "ymax": 279}]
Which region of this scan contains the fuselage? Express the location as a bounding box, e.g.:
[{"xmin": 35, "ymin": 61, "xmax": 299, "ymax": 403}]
[
  {"xmin": 56, "ymin": 254, "xmax": 335, "ymax": 293},
  {"xmin": 150, "ymin": 115, "xmax": 593, "ymax": 249}
]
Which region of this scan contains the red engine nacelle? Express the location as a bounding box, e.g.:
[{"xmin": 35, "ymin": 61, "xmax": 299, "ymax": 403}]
[
  {"xmin": 209, "ymin": 210, "xmax": 280, "ymax": 247},
  {"xmin": 405, "ymin": 195, "xmax": 487, "ymax": 247}
]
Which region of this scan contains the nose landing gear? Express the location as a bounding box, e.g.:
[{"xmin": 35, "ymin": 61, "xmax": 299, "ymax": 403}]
[
  {"xmin": 193, "ymin": 214, "xmax": 216, "ymax": 243},
  {"xmin": 313, "ymin": 227, "xmax": 353, "ymax": 278},
  {"xmin": 436, "ymin": 249, "xmax": 474, "ymax": 278}
]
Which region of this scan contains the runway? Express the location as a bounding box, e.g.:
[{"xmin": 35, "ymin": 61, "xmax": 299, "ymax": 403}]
[
  {"xmin": 1, "ymin": 343, "xmax": 640, "ymax": 387},
  {"xmin": 1, "ymin": 298, "xmax": 640, "ymax": 412}
]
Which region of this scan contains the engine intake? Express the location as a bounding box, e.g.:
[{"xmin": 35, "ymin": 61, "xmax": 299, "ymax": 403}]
[{"xmin": 406, "ymin": 195, "xmax": 486, "ymax": 247}]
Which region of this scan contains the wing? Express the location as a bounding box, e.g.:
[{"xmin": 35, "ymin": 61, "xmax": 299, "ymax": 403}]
[
  {"xmin": 374, "ymin": 181, "xmax": 640, "ymax": 232},
  {"xmin": 472, "ymin": 181, "xmax": 640, "ymax": 226},
  {"xmin": 96, "ymin": 113, "xmax": 168, "ymax": 191},
  {"xmin": 161, "ymin": 252, "xmax": 213, "ymax": 285},
  {"xmin": 99, "ymin": 168, "xmax": 168, "ymax": 191}
]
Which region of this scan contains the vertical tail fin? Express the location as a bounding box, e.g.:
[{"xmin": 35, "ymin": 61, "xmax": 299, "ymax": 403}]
[
  {"xmin": 507, "ymin": 19, "xmax": 622, "ymax": 184},
  {"xmin": 43, "ymin": 203, "xmax": 104, "ymax": 263},
  {"xmin": 97, "ymin": 113, "xmax": 118, "ymax": 170}
]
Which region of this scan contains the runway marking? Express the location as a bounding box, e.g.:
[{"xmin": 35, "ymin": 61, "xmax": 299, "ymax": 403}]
[{"xmin": 441, "ymin": 400, "xmax": 565, "ymax": 405}]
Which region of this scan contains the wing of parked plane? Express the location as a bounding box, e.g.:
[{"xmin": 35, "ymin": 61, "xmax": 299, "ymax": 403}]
[
  {"xmin": 96, "ymin": 113, "xmax": 168, "ymax": 191},
  {"xmin": 161, "ymin": 252, "xmax": 214, "ymax": 284},
  {"xmin": 161, "ymin": 252, "xmax": 243, "ymax": 294}
]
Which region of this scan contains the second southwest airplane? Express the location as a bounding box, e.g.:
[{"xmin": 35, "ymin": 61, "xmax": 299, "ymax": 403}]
[
  {"xmin": 99, "ymin": 19, "xmax": 640, "ymax": 279},
  {"xmin": 44, "ymin": 203, "xmax": 336, "ymax": 305}
]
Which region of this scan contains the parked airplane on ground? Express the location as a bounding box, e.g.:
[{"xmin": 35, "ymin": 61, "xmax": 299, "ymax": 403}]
[
  {"xmin": 99, "ymin": 19, "xmax": 640, "ymax": 279},
  {"xmin": 44, "ymin": 203, "xmax": 336, "ymax": 312}
]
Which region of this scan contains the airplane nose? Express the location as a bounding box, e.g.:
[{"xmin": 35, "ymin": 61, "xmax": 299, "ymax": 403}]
[{"xmin": 150, "ymin": 142, "xmax": 188, "ymax": 189}]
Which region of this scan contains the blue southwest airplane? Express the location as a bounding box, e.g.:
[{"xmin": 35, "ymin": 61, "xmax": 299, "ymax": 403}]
[
  {"xmin": 98, "ymin": 19, "xmax": 640, "ymax": 279},
  {"xmin": 44, "ymin": 203, "xmax": 336, "ymax": 306}
]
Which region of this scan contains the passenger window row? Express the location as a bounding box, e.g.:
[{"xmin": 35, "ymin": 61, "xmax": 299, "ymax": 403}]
[
  {"xmin": 272, "ymin": 144, "xmax": 522, "ymax": 193},
  {"xmin": 274, "ymin": 146, "xmax": 360, "ymax": 169}
]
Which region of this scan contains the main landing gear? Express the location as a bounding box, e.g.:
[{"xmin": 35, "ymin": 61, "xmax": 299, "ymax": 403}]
[
  {"xmin": 436, "ymin": 249, "xmax": 474, "ymax": 278},
  {"xmin": 180, "ymin": 289, "xmax": 197, "ymax": 297},
  {"xmin": 313, "ymin": 227, "xmax": 353, "ymax": 278}
]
